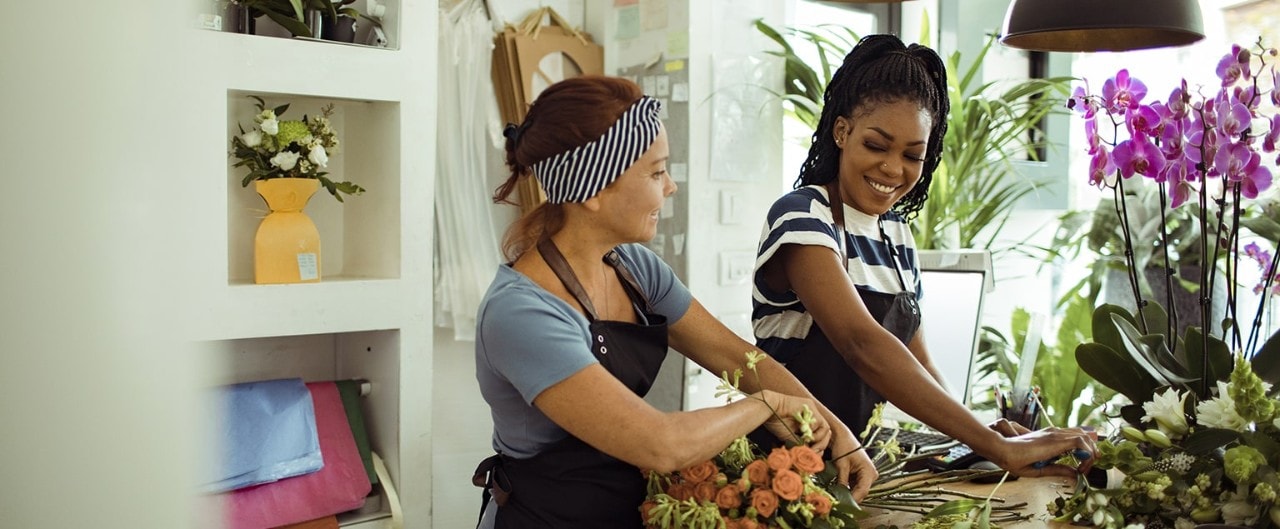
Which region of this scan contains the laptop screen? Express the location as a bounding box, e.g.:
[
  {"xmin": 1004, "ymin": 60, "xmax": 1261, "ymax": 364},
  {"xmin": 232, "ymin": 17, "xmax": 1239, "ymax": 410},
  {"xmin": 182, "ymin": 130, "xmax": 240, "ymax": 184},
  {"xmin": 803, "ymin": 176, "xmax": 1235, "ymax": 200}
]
[{"xmin": 917, "ymin": 269, "xmax": 987, "ymax": 406}]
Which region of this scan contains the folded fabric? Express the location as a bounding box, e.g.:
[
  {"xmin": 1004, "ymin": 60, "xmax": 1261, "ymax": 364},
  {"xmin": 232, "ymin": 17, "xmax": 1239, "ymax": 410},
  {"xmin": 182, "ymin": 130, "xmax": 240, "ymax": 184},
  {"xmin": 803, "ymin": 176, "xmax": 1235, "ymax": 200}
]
[
  {"xmin": 224, "ymin": 381, "xmax": 372, "ymax": 529},
  {"xmin": 206, "ymin": 378, "xmax": 323, "ymax": 493},
  {"xmin": 335, "ymin": 380, "xmax": 377, "ymax": 486},
  {"xmin": 274, "ymin": 515, "xmax": 339, "ymax": 529}
]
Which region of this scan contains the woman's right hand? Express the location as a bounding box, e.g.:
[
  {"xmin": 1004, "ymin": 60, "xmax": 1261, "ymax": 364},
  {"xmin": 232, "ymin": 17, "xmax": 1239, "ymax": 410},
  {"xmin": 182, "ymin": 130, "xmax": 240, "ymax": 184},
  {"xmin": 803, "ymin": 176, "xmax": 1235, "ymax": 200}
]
[
  {"xmin": 987, "ymin": 426, "xmax": 1098, "ymax": 478},
  {"xmin": 756, "ymin": 390, "xmax": 832, "ymax": 453}
]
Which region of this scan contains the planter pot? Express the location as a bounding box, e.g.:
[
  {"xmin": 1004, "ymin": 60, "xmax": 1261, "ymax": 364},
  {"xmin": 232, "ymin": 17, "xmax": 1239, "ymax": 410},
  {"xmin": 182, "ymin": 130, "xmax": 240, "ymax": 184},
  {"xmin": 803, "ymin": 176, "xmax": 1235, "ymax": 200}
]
[
  {"xmin": 322, "ymin": 15, "xmax": 358, "ymax": 42},
  {"xmin": 1103, "ymin": 264, "xmax": 1227, "ymax": 340},
  {"xmin": 223, "ymin": 4, "xmax": 256, "ymax": 34},
  {"xmin": 254, "ymin": 178, "xmax": 321, "ymax": 284},
  {"xmin": 306, "ymin": 12, "xmax": 358, "ymax": 43}
]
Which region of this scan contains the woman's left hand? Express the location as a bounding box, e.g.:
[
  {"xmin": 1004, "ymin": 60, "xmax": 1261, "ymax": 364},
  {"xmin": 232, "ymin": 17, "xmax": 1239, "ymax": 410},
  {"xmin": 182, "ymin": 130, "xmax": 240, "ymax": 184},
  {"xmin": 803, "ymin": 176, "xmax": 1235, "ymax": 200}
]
[{"xmin": 830, "ymin": 430, "xmax": 876, "ymax": 501}]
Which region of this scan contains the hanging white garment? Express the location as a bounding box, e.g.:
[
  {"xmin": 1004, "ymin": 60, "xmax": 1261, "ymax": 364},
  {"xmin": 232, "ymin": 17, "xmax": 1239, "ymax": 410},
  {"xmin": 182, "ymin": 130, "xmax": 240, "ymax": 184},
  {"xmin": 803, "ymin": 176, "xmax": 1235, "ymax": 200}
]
[{"xmin": 435, "ymin": 0, "xmax": 503, "ymax": 341}]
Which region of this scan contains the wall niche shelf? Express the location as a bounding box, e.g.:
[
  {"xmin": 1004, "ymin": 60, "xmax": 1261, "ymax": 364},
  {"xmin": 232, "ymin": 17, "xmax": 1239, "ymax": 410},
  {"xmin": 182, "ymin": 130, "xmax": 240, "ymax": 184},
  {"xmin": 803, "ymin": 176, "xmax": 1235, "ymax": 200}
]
[
  {"xmin": 226, "ymin": 90, "xmax": 402, "ymax": 285},
  {"xmin": 205, "ymin": 329, "xmax": 402, "ymax": 527}
]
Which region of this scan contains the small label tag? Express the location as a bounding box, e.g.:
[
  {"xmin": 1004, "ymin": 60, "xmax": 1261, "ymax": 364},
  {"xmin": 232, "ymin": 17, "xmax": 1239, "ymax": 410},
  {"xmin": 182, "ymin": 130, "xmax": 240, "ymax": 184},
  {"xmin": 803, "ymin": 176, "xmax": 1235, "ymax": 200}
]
[
  {"xmin": 297, "ymin": 253, "xmax": 319, "ymax": 281},
  {"xmin": 196, "ymin": 13, "xmax": 222, "ymax": 31}
]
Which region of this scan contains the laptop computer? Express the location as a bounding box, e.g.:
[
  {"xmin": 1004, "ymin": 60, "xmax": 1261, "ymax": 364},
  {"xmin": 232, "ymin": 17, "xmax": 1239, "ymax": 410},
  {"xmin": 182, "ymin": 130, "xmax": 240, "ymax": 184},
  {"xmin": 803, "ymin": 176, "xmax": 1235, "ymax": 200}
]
[{"xmin": 868, "ymin": 250, "xmax": 992, "ymax": 453}]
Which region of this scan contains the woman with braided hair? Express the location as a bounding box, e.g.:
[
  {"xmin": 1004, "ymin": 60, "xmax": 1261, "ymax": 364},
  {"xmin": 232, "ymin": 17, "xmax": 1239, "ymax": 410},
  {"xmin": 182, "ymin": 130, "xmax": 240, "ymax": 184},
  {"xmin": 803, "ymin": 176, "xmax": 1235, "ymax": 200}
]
[
  {"xmin": 471, "ymin": 75, "xmax": 877, "ymax": 529},
  {"xmin": 752, "ymin": 34, "xmax": 1098, "ymax": 478}
]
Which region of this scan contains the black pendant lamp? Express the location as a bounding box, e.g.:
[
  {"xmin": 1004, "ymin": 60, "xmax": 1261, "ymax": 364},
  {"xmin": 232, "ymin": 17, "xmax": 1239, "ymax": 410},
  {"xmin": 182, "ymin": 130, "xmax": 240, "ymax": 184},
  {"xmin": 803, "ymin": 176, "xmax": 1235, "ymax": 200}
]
[{"xmin": 1000, "ymin": 0, "xmax": 1205, "ymax": 52}]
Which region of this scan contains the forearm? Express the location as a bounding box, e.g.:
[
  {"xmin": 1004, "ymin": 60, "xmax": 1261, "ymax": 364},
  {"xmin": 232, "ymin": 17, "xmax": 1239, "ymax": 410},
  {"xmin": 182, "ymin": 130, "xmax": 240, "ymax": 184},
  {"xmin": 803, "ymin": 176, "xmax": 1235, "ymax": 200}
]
[
  {"xmin": 642, "ymin": 394, "xmax": 779, "ymax": 472},
  {"xmin": 837, "ymin": 330, "xmax": 1003, "ymax": 457},
  {"xmin": 742, "ymin": 357, "xmax": 859, "ymax": 449}
]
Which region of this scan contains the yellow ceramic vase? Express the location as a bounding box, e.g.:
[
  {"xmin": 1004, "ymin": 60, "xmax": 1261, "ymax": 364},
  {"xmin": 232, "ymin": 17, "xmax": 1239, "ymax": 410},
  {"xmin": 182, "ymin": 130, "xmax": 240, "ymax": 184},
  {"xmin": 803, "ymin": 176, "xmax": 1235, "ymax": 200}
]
[{"xmin": 254, "ymin": 178, "xmax": 322, "ymax": 284}]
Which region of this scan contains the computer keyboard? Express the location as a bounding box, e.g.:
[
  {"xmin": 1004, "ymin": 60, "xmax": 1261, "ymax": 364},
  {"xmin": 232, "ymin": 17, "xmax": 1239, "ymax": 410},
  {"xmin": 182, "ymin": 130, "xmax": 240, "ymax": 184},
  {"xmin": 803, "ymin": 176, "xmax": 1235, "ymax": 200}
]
[{"xmin": 870, "ymin": 427, "xmax": 955, "ymax": 451}]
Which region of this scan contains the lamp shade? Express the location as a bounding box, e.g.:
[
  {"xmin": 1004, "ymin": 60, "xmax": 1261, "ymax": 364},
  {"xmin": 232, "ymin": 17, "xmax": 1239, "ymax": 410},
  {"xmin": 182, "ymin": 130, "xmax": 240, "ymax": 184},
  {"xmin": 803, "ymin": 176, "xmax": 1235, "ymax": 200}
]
[{"xmin": 1000, "ymin": 0, "xmax": 1204, "ymax": 52}]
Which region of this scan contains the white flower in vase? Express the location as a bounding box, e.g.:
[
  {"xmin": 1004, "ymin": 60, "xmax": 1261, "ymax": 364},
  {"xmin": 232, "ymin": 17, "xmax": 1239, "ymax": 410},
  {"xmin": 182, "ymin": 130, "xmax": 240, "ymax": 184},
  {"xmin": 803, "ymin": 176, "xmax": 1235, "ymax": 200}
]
[
  {"xmin": 308, "ymin": 145, "xmax": 328, "ymax": 168},
  {"xmin": 270, "ymin": 151, "xmax": 300, "ymax": 171},
  {"xmin": 241, "ymin": 130, "xmax": 263, "ymax": 148},
  {"xmin": 259, "ymin": 114, "xmax": 279, "ymax": 135}
]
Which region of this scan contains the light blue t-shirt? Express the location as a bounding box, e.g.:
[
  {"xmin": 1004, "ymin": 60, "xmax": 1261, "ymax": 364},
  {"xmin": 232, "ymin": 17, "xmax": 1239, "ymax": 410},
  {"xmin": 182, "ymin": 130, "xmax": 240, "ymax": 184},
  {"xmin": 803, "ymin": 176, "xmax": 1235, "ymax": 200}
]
[{"xmin": 475, "ymin": 243, "xmax": 692, "ymax": 458}]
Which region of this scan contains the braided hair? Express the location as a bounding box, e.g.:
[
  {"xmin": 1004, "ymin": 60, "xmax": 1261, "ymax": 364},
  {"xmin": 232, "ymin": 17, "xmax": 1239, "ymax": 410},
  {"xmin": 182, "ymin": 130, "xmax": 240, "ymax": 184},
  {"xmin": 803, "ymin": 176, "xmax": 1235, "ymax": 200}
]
[{"xmin": 796, "ymin": 34, "xmax": 949, "ymax": 220}]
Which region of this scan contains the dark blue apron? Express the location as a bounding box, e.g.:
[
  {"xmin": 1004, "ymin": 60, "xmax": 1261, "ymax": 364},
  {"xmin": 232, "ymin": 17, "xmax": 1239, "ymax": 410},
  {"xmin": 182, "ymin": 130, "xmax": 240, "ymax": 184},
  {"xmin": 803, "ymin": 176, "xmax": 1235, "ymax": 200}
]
[{"xmin": 473, "ymin": 240, "xmax": 668, "ymax": 528}]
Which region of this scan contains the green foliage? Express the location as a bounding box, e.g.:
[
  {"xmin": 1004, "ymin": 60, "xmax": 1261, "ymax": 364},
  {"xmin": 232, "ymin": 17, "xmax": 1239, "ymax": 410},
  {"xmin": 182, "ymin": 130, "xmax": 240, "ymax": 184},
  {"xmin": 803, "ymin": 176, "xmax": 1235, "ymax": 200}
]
[
  {"xmin": 232, "ymin": 0, "xmax": 359, "ymax": 38},
  {"xmin": 980, "ymin": 301, "xmax": 1116, "ymax": 428},
  {"xmin": 753, "ymin": 19, "xmax": 1070, "ymax": 254}
]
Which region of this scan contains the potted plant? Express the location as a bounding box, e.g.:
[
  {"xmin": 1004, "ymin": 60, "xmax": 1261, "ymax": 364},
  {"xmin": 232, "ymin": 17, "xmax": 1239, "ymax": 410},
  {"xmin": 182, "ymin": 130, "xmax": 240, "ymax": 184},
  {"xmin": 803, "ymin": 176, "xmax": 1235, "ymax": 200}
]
[
  {"xmin": 226, "ymin": 0, "xmax": 351, "ymax": 38},
  {"xmin": 1043, "ymin": 41, "xmax": 1280, "ymax": 528},
  {"xmin": 754, "ymin": 20, "xmax": 1071, "ymax": 255},
  {"xmin": 230, "ymin": 96, "xmax": 364, "ymax": 284}
]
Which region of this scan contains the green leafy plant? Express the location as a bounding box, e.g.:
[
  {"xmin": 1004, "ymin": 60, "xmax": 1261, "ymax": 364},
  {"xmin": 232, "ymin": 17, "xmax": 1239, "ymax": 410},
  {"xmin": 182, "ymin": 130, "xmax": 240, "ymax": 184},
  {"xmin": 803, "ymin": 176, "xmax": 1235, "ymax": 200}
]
[
  {"xmin": 754, "ymin": 19, "xmax": 1071, "ymax": 255},
  {"xmin": 229, "ymin": 0, "xmax": 358, "ymax": 38},
  {"xmin": 230, "ymin": 96, "xmax": 365, "ymax": 202}
]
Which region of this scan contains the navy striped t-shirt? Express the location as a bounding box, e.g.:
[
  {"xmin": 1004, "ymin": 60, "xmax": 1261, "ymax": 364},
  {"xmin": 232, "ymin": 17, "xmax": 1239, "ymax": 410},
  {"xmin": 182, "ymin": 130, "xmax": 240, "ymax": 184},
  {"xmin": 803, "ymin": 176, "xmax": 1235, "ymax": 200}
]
[{"xmin": 751, "ymin": 186, "xmax": 921, "ymax": 363}]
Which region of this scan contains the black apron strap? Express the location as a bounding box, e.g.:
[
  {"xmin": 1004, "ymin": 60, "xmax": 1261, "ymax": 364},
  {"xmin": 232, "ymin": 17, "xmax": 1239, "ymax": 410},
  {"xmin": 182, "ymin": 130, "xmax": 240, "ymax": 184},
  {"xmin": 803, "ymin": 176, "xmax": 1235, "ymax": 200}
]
[
  {"xmin": 604, "ymin": 249, "xmax": 656, "ymax": 315},
  {"xmin": 537, "ymin": 239, "xmax": 599, "ymax": 321}
]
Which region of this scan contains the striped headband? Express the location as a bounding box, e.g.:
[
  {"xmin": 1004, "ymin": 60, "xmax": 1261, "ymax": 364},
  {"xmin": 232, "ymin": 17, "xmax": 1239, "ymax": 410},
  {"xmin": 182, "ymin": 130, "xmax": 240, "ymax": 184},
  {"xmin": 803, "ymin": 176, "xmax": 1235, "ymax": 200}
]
[{"xmin": 531, "ymin": 96, "xmax": 663, "ymax": 203}]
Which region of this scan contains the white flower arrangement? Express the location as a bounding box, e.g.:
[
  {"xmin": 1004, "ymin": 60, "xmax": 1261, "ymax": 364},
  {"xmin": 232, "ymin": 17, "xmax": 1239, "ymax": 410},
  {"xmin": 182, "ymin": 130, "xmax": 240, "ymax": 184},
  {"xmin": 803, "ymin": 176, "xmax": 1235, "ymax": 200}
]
[{"xmin": 230, "ymin": 96, "xmax": 365, "ymax": 202}]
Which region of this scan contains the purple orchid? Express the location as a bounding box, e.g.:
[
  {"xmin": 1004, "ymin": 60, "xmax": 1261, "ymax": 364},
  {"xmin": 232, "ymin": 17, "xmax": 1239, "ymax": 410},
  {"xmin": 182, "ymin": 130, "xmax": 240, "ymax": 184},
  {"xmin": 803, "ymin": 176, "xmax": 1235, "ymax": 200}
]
[
  {"xmin": 1126, "ymin": 104, "xmax": 1163, "ymax": 137},
  {"xmin": 1113, "ymin": 133, "xmax": 1167, "ymax": 180},
  {"xmin": 1102, "ymin": 69, "xmax": 1147, "ymax": 113},
  {"xmin": 1089, "ymin": 146, "xmax": 1116, "ymax": 188},
  {"xmin": 1216, "ymin": 45, "xmax": 1251, "ymax": 86}
]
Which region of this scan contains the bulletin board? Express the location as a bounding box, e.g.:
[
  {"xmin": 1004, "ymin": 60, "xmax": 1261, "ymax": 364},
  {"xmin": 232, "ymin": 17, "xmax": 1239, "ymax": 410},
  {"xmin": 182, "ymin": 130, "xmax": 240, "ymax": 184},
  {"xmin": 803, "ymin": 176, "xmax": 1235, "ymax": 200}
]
[{"xmin": 619, "ymin": 58, "xmax": 690, "ymax": 283}]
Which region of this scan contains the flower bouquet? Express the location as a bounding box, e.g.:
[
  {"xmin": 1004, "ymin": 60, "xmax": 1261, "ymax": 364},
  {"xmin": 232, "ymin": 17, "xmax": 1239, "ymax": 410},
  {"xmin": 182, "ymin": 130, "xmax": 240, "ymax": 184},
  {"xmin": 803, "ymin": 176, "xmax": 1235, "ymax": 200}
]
[
  {"xmin": 1046, "ymin": 40, "xmax": 1280, "ymax": 528},
  {"xmin": 230, "ymin": 96, "xmax": 365, "ymax": 202},
  {"xmin": 642, "ymin": 353, "xmax": 1033, "ymax": 529}
]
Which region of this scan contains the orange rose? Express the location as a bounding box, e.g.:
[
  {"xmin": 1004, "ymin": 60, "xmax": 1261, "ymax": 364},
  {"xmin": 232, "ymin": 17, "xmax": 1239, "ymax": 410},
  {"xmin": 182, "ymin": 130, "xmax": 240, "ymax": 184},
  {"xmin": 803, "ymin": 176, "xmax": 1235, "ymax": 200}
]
[
  {"xmin": 721, "ymin": 517, "xmax": 741, "ymax": 529},
  {"xmin": 751, "ymin": 488, "xmax": 779, "ymax": 517},
  {"xmin": 739, "ymin": 518, "xmax": 760, "ymax": 529},
  {"xmin": 745, "ymin": 459, "xmax": 772, "ymax": 487},
  {"xmin": 694, "ymin": 481, "xmax": 718, "ymax": 503},
  {"xmin": 771, "ymin": 469, "xmax": 804, "ymax": 501},
  {"xmin": 805, "ymin": 492, "xmax": 833, "ymax": 516},
  {"xmin": 668, "ymin": 482, "xmax": 695, "ymax": 501},
  {"xmin": 767, "ymin": 447, "xmax": 794, "ymax": 472},
  {"xmin": 640, "ymin": 500, "xmax": 659, "ymax": 523},
  {"xmin": 715, "ymin": 483, "xmax": 744, "ymax": 510},
  {"xmin": 788, "ymin": 445, "xmax": 825, "ymax": 474},
  {"xmin": 681, "ymin": 460, "xmax": 718, "ymax": 483}
]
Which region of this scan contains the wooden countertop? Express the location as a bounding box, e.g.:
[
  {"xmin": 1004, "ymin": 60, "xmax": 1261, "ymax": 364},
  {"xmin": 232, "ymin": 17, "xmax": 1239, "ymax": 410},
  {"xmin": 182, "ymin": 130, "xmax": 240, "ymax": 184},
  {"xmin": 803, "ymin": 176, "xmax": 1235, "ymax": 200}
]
[{"xmin": 859, "ymin": 474, "xmax": 1079, "ymax": 528}]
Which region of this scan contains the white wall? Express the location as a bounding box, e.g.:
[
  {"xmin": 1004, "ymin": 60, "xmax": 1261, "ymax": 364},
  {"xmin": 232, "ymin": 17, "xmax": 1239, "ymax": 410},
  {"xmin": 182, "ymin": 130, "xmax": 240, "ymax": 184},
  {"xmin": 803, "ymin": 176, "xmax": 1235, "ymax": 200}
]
[{"xmin": 1, "ymin": 2, "xmax": 204, "ymax": 527}]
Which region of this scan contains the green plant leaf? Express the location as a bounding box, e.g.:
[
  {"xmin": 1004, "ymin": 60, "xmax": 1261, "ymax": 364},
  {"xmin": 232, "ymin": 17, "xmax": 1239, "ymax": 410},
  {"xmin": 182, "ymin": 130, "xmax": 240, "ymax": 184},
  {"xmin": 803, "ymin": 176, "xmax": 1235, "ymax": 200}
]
[
  {"xmin": 1242, "ymin": 216, "xmax": 1280, "ymax": 242},
  {"xmin": 1076, "ymin": 342, "xmax": 1159, "ymax": 405},
  {"xmin": 1181, "ymin": 428, "xmax": 1240, "ymax": 454},
  {"xmin": 263, "ymin": 9, "xmax": 312, "ymax": 37},
  {"xmin": 925, "ymin": 499, "xmax": 982, "ymax": 518},
  {"xmin": 1110, "ymin": 314, "xmax": 1195, "ymax": 385},
  {"xmin": 1252, "ymin": 328, "xmax": 1280, "ymax": 388},
  {"xmin": 1091, "ymin": 304, "xmax": 1138, "ymax": 357},
  {"xmin": 1182, "ymin": 326, "xmax": 1232, "ymax": 396}
]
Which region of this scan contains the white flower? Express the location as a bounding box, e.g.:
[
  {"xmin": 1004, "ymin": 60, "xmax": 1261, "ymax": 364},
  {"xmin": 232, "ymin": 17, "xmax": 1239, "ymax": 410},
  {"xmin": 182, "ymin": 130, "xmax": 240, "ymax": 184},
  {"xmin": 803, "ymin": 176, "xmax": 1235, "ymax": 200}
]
[
  {"xmin": 1197, "ymin": 381, "xmax": 1249, "ymax": 431},
  {"xmin": 270, "ymin": 151, "xmax": 300, "ymax": 171},
  {"xmin": 1174, "ymin": 518, "xmax": 1195, "ymax": 529},
  {"xmin": 308, "ymin": 145, "xmax": 328, "ymax": 168},
  {"xmin": 240, "ymin": 130, "xmax": 263, "ymax": 148},
  {"xmin": 259, "ymin": 116, "xmax": 279, "ymax": 135},
  {"xmin": 1142, "ymin": 387, "xmax": 1190, "ymax": 436},
  {"xmin": 1223, "ymin": 488, "xmax": 1260, "ymax": 525}
]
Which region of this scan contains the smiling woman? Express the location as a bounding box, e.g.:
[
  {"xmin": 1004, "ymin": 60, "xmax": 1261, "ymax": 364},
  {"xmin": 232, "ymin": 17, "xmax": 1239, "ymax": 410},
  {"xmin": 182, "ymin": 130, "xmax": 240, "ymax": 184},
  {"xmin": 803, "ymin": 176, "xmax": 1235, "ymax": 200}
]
[
  {"xmin": 750, "ymin": 34, "xmax": 1100, "ymax": 481},
  {"xmin": 471, "ymin": 76, "xmax": 880, "ymax": 528}
]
